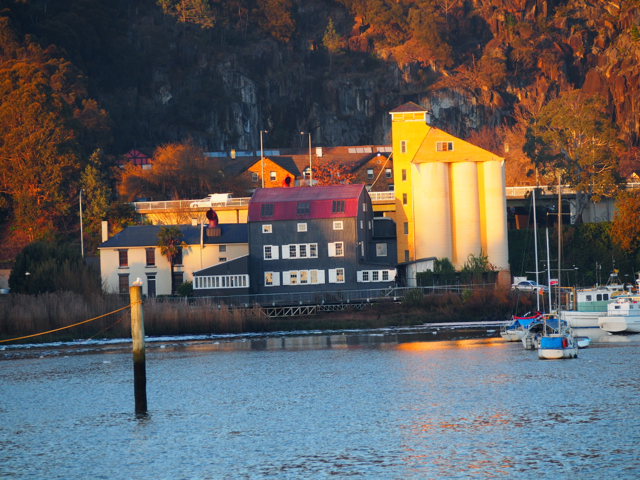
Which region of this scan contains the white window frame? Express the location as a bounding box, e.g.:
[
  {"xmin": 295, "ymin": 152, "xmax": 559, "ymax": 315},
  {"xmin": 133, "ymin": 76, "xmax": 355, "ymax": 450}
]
[
  {"xmin": 333, "ymin": 221, "xmax": 343, "ymax": 230},
  {"xmin": 270, "ymin": 171, "xmax": 276, "ymax": 181},
  {"xmin": 436, "ymin": 141, "xmax": 454, "ymax": 152},
  {"xmin": 328, "ymin": 242, "xmax": 344, "ymax": 257},
  {"xmin": 376, "ymin": 243, "xmax": 388, "ymax": 257},
  {"xmin": 367, "ymin": 168, "xmax": 374, "ymax": 179},
  {"xmin": 264, "ymin": 245, "xmax": 279, "ymax": 260},
  {"xmin": 385, "ymin": 168, "xmax": 392, "ymax": 178},
  {"xmin": 297, "ymin": 223, "xmax": 307, "ymax": 232},
  {"xmin": 265, "ymin": 271, "xmax": 280, "ymax": 287},
  {"xmin": 262, "ymin": 224, "xmax": 272, "ymax": 234},
  {"xmin": 193, "ymin": 274, "xmax": 250, "ymax": 289},
  {"xmin": 328, "ymin": 268, "xmax": 345, "ymax": 284}
]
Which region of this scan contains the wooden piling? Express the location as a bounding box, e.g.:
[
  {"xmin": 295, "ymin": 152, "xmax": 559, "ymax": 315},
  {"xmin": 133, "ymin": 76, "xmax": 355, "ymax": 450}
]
[{"xmin": 130, "ymin": 285, "xmax": 147, "ymax": 414}]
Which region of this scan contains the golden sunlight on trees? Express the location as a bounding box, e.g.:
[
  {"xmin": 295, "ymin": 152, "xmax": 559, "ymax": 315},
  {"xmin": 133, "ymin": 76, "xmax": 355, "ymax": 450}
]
[
  {"xmin": 323, "ymin": 19, "xmax": 343, "ymax": 71},
  {"xmin": 523, "ymin": 90, "xmax": 622, "ymax": 222},
  {"xmin": 610, "ymin": 190, "xmax": 640, "ymax": 254},
  {"xmin": 118, "ymin": 140, "xmax": 250, "ymax": 201},
  {"xmin": 312, "ymin": 162, "xmax": 356, "ymax": 186}
]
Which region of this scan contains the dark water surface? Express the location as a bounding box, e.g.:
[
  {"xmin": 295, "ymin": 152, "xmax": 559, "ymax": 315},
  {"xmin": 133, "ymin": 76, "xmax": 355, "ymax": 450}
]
[{"xmin": 1, "ymin": 326, "xmax": 640, "ymax": 479}]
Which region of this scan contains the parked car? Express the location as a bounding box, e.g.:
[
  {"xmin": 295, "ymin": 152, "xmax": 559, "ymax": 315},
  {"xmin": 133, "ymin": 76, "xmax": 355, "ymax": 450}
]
[
  {"xmin": 190, "ymin": 193, "xmax": 232, "ymax": 208},
  {"xmin": 511, "ymin": 280, "xmax": 548, "ymax": 293}
]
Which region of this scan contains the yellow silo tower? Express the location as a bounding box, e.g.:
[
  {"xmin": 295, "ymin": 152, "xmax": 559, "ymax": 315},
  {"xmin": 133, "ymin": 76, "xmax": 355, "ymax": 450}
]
[{"xmin": 390, "ymin": 102, "xmax": 509, "ymax": 272}]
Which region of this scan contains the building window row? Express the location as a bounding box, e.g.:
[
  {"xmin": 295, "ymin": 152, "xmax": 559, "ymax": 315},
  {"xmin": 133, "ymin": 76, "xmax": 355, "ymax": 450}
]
[
  {"xmin": 436, "ymin": 141, "xmax": 454, "ymax": 152},
  {"xmin": 282, "ymin": 243, "xmax": 318, "ymax": 259},
  {"xmin": 260, "ymin": 203, "xmax": 274, "ymax": 217},
  {"xmin": 264, "ymin": 269, "xmax": 343, "ymax": 286},
  {"xmin": 357, "ymin": 270, "xmax": 395, "ymax": 283},
  {"xmin": 194, "ymin": 275, "xmax": 249, "ymax": 289},
  {"xmin": 332, "ymin": 200, "xmax": 345, "ymax": 213}
]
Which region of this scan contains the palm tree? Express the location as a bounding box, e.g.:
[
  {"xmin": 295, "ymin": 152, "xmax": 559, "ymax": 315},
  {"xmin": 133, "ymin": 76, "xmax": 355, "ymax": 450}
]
[{"xmin": 157, "ymin": 226, "xmax": 187, "ymax": 295}]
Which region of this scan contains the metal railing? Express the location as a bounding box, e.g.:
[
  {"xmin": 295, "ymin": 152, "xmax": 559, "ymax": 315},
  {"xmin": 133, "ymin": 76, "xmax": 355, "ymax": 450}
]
[
  {"xmin": 368, "ymin": 191, "xmax": 396, "ymax": 202},
  {"xmin": 185, "ymin": 284, "xmax": 489, "ymax": 307},
  {"xmin": 132, "ymin": 198, "xmax": 251, "ymax": 211}
]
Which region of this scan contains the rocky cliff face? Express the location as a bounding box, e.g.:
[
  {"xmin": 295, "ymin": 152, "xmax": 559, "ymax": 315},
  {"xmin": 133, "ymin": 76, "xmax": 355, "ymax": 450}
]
[{"xmin": 93, "ymin": 0, "xmax": 640, "ymax": 155}]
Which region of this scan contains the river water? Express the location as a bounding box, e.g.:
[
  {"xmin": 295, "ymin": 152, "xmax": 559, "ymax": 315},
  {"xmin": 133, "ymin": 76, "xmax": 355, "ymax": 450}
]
[{"xmin": 1, "ymin": 325, "xmax": 640, "ymax": 479}]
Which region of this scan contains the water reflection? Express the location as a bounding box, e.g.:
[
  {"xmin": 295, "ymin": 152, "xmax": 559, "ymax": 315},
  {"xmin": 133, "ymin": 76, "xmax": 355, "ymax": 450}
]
[{"xmin": 2, "ymin": 326, "xmax": 640, "ymax": 479}]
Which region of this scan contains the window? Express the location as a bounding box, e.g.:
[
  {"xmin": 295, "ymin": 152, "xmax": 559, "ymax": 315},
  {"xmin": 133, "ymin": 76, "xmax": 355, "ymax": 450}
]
[
  {"xmin": 146, "ymin": 274, "xmax": 156, "ymax": 298},
  {"xmin": 404, "ymin": 222, "xmax": 409, "ymax": 235},
  {"xmin": 401, "ymin": 140, "xmax": 407, "ymax": 153},
  {"xmin": 604, "ymin": 294, "xmax": 609, "ymax": 300},
  {"xmin": 297, "ymin": 223, "xmax": 307, "ymax": 232},
  {"xmin": 402, "ymin": 169, "xmax": 407, "ymax": 181},
  {"xmin": 385, "ymin": 168, "xmax": 392, "ymax": 178},
  {"xmin": 586, "ymin": 295, "xmax": 592, "ymax": 301},
  {"xmin": 360, "ymin": 220, "xmax": 364, "ymax": 230},
  {"xmin": 119, "ymin": 250, "xmax": 128, "ymax": 268},
  {"xmin": 262, "ymin": 224, "xmax": 272, "ymax": 233},
  {"xmin": 368, "ymin": 221, "xmax": 371, "ymax": 230},
  {"xmin": 376, "ymin": 243, "xmax": 387, "ymax": 257},
  {"xmin": 118, "ymin": 275, "xmax": 129, "ymax": 294},
  {"xmin": 333, "ymin": 221, "xmax": 343, "ymax": 230},
  {"xmin": 362, "ymin": 203, "xmax": 367, "ymax": 212},
  {"xmin": 296, "ymin": 202, "xmax": 310, "ymax": 215},
  {"xmin": 404, "ymin": 250, "xmax": 410, "ymax": 262},
  {"xmin": 367, "ymin": 168, "xmax": 374, "ymax": 179},
  {"xmin": 597, "ymin": 294, "xmax": 602, "ymax": 301},
  {"xmin": 260, "ymin": 203, "xmax": 274, "ymax": 217},
  {"xmin": 336, "ymin": 268, "xmax": 344, "ymax": 283},
  {"xmin": 174, "ymin": 248, "xmax": 183, "ymax": 265},
  {"xmin": 172, "ymin": 273, "xmax": 183, "ymax": 294},
  {"xmin": 290, "ymin": 271, "xmax": 298, "ymax": 285},
  {"xmin": 310, "ymin": 244, "xmax": 318, "ymax": 258},
  {"xmin": 303, "ymin": 167, "xmax": 310, "ymax": 179},
  {"xmin": 194, "ymin": 274, "xmax": 250, "ymax": 289},
  {"xmin": 332, "ymin": 200, "xmax": 345, "ymax": 213},
  {"xmin": 372, "ymin": 271, "xmax": 379, "ymax": 282},
  {"xmin": 382, "ymin": 271, "xmax": 389, "ymax": 281},
  {"xmin": 403, "ymin": 193, "xmax": 408, "ymax": 205},
  {"xmin": 264, "ymin": 245, "xmax": 279, "ymax": 260},
  {"xmin": 219, "ymin": 245, "xmax": 227, "ymax": 252},
  {"xmin": 145, "ymin": 248, "xmax": 155, "ymax": 266},
  {"xmin": 299, "ymin": 244, "xmax": 307, "ymax": 258},
  {"xmin": 361, "ymin": 242, "xmax": 365, "ymax": 256},
  {"xmin": 270, "ymin": 171, "xmax": 276, "ymax": 181},
  {"xmin": 252, "ymin": 172, "xmax": 259, "ymax": 182},
  {"xmin": 388, "ymin": 184, "xmax": 394, "ymax": 191},
  {"xmin": 300, "ymin": 271, "xmax": 308, "ymax": 284},
  {"xmin": 219, "ymin": 257, "xmax": 227, "ymax": 262},
  {"xmin": 289, "ymin": 245, "xmax": 297, "ymax": 258},
  {"xmin": 264, "ymin": 272, "xmax": 280, "ymax": 287},
  {"xmin": 328, "ymin": 242, "xmax": 344, "ymax": 257},
  {"xmin": 436, "ymin": 141, "xmax": 454, "ymax": 151},
  {"xmin": 363, "ymin": 271, "xmax": 369, "ymax": 282}
]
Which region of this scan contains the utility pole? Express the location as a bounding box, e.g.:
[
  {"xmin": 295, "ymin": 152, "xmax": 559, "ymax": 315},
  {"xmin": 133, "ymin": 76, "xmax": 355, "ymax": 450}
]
[
  {"xmin": 260, "ymin": 130, "xmax": 267, "ymax": 188},
  {"xmin": 79, "ymin": 189, "xmax": 84, "ymax": 258}
]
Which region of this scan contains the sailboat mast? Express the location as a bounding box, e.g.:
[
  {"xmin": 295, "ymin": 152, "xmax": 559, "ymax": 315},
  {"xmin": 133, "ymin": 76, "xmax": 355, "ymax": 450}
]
[
  {"xmin": 533, "ymin": 189, "xmax": 540, "ymax": 312},
  {"xmin": 557, "ymin": 176, "xmax": 562, "ymax": 311},
  {"xmin": 546, "ymin": 227, "xmax": 552, "ymax": 313}
]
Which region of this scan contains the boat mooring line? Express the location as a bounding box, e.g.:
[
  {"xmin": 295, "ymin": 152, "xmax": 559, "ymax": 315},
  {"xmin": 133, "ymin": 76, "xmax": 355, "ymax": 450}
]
[{"xmin": 0, "ymin": 303, "xmax": 135, "ymax": 344}]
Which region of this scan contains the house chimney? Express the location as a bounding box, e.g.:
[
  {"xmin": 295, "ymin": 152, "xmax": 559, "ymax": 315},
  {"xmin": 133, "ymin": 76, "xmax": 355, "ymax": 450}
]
[
  {"xmin": 102, "ymin": 221, "xmax": 108, "ymax": 243},
  {"xmin": 191, "ymin": 218, "xmax": 198, "ymax": 226}
]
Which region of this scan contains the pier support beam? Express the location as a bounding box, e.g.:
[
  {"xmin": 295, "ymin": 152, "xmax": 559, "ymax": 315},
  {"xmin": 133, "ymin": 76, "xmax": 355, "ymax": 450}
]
[{"xmin": 130, "ymin": 285, "xmax": 147, "ymax": 414}]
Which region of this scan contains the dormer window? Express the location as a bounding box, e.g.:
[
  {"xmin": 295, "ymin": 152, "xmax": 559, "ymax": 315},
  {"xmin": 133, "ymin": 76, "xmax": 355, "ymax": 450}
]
[
  {"xmin": 260, "ymin": 203, "xmax": 274, "ymax": 217},
  {"xmin": 296, "ymin": 202, "xmax": 310, "ymax": 215},
  {"xmin": 437, "ymin": 141, "xmax": 454, "ymax": 152}
]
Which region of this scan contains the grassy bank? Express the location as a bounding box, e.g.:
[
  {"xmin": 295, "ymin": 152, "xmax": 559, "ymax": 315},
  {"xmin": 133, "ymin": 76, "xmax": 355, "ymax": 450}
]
[{"xmin": 0, "ymin": 287, "xmax": 532, "ymax": 345}]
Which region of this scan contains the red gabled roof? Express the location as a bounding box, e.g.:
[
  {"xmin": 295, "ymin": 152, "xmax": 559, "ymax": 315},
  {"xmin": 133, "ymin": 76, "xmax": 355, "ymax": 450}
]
[
  {"xmin": 389, "ymin": 101, "xmax": 427, "ymax": 113},
  {"xmin": 248, "ymin": 185, "xmax": 365, "ymax": 222}
]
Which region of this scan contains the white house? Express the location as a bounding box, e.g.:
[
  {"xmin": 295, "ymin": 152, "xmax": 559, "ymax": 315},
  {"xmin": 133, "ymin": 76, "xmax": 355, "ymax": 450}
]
[{"xmin": 99, "ymin": 224, "xmax": 248, "ymax": 296}]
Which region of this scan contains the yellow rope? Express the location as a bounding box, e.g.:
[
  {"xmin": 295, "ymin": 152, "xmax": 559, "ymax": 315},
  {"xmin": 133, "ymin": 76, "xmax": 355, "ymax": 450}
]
[{"xmin": 0, "ymin": 304, "xmax": 134, "ymax": 344}]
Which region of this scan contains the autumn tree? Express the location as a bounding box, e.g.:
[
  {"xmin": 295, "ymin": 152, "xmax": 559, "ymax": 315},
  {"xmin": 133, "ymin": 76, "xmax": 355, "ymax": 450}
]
[
  {"xmin": 523, "ymin": 90, "xmax": 622, "ymax": 223},
  {"xmin": 80, "ymin": 151, "xmax": 112, "ymax": 253},
  {"xmin": 311, "ymin": 162, "xmax": 356, "ymax": 186},
  {"xmin": 157, "ymin": 226, "xmax": 187, "ymax": 295},
  {"xmin": 323, "ymin": 19, "xmax": 343, "ymax": 71},
  {"xmin": 610, "ymin": 190, "xmax": 640, "ymax": 254},
  {"xmin": 118, "ymin": 139, "xmax": 247, "ymax": 201}
]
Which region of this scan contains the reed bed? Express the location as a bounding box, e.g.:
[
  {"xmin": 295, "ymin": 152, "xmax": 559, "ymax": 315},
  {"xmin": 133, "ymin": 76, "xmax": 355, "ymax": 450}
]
[{"xmin": 0, "ymin": 287, "xmax": 525, "ymax": 345}]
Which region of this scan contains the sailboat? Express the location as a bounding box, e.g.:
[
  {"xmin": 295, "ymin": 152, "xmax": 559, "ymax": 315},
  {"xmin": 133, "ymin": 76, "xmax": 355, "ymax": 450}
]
[{"xmin": 538, "ymin": 179, "xmax": 578, "ymax": 360}]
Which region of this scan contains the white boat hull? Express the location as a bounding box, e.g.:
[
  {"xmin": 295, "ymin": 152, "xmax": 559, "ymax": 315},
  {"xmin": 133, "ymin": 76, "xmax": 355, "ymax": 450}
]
[
  {"xmin": 561, "ymin": 311, "xmax": 601, "ymax": 329},
  {"xmin": 538, "ymin": 334, "xmax": 579, "ymax": 359},
  {"xmin": 500, "ymin": 331, "xmax": 520, "ymax": 342},
  {"xmin": 598, "ymin": 316, "xmax": 640, "ymax": 334}
]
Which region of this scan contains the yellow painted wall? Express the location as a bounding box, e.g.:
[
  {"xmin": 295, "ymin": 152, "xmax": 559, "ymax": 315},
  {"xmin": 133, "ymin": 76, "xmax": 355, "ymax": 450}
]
[
  {"xmin": 244, "ymin": 158, "xmax": 296, "ymax": 188},
  {"xmin": 390, "ymin": 105, "xmax": 508, "ymax": 270}
]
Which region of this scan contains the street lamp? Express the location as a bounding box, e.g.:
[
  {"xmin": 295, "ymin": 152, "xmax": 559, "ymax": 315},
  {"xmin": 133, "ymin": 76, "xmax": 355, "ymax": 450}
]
[
  {"xmin": 260, "ymin": 130, "xmax": 268, "ymax": 188},
  {"xmin": 301, "ymin": 131, "xmax": 312, "ymax": 186},
  {"xmin": 79, "ymin": 189, "xmax": 84, "ymax": 258}
]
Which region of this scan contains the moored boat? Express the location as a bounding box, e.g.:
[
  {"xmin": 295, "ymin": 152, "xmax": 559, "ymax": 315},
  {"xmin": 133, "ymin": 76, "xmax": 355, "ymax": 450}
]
[
  {"xmin": 538, "ymin": 333, "xmax": 579, "ymax": 359},
  {"xmin": 598, "ymin": 295, "xmax": 640, "ymax": 334},
  {"xmin": 500, "ymin": 311, "xmax": 543, "ymax": 342}
]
